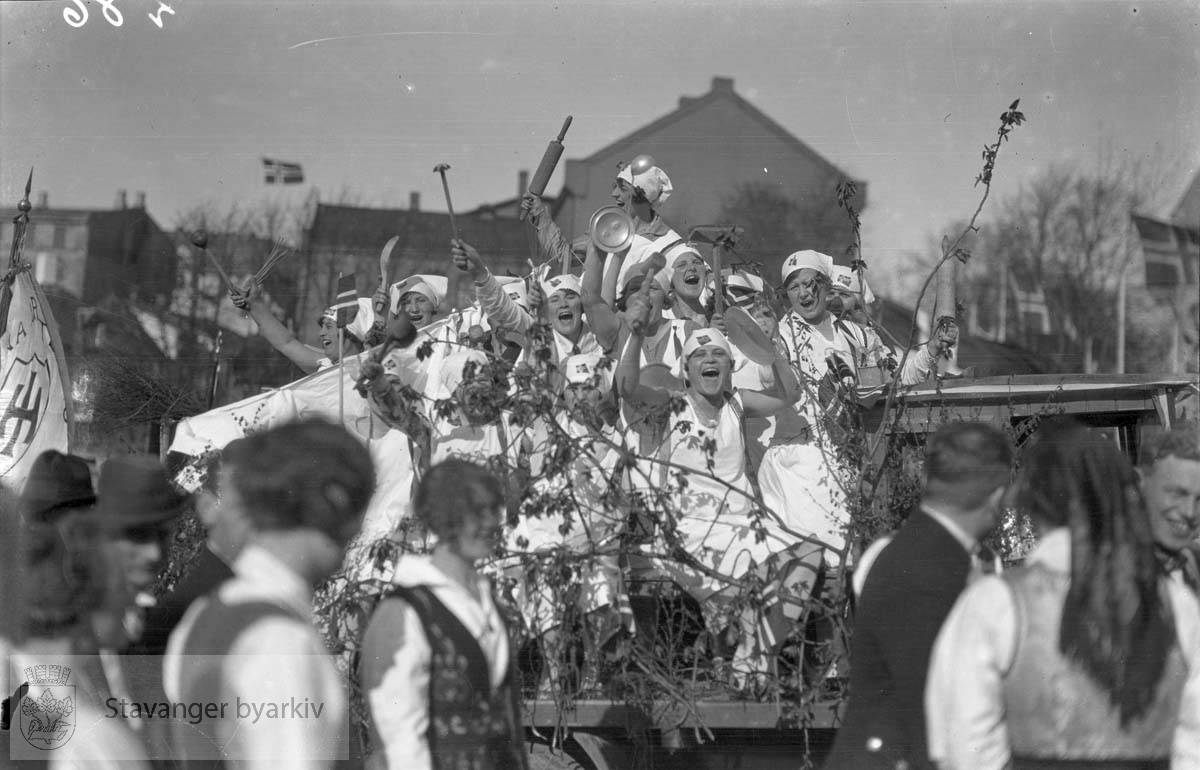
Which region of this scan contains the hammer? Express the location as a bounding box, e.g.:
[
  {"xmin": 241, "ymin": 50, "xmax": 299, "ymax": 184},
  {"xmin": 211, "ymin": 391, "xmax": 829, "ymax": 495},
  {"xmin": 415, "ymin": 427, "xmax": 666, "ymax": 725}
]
[{"xmin": 433, "ymin": 163, "xmax": 459, "ymax": 240}]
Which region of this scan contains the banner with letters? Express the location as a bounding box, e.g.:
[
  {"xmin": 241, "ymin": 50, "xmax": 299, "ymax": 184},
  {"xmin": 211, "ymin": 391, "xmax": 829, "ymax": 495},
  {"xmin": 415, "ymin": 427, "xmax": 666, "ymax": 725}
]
[{"xmin": 0, "ymin": 261, "xmax": 72, "ymax": 493}]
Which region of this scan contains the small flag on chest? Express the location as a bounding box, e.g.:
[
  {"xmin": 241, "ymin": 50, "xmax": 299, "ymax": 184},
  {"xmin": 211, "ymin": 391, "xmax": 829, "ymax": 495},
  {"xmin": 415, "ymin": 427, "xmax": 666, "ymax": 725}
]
[{"xmin": 334, "ymin": 274, "xmax": 358, "ymax": 328}]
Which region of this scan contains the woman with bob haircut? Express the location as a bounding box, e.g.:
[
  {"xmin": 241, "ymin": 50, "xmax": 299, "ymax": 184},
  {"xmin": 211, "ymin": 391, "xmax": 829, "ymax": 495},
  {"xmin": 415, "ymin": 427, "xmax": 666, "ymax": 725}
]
[{"xmin": 359, "ymin": 459, "xmax": 527, "ymax": 770}]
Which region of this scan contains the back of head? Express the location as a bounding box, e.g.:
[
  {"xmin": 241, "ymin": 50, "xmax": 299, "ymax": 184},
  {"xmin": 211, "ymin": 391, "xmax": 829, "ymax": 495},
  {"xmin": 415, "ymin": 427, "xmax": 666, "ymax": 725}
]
[
  {"xmin": 222, "ymin": 419, "xmax": 375, "ymax": 545},
  {"xmin": 923, "ymin": 421, "xmax": 1013, "ymax": 512},
  {"xmin": 1137, "ymin": 420, "xmax": 1200, "ymax": 469},
  {"xmin": 12, "ymin": 504, "xmax": 109, "ymax": 645},
  {"xmin": 1017, "ymin": 417, "xmax": 1172, "ymax": 725},
  {"xmin": 1016, "ymin": 418, "xmax": 1139, "ymax": 532},
  {"xmin": 412, "ymin": 459, "xmax": 503, "ymax": 542}
]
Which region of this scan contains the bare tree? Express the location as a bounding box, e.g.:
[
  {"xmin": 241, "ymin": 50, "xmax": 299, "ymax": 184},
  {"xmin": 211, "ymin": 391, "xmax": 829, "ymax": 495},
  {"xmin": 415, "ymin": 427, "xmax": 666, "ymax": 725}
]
[
  {"xmin": 718, "ymin": 182, "xmax": 852, "ymax": 283},
  {"xmin": 958, "ymin": 146, "xmax": 1179, "ymax": 372}
]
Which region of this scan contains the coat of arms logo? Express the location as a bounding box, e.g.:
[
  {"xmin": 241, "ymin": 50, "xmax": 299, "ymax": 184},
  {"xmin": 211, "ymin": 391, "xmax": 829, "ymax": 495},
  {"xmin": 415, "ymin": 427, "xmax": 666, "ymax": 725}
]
[{"xmin": 17, "ymin": 664, "xmax": 75, "ymax": 750}]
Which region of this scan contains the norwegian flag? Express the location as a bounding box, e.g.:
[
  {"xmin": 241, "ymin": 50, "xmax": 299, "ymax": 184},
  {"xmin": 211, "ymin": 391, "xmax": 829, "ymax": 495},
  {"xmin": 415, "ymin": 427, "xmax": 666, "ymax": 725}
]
[
  {"xmin": 334, "ymin": 274, "xmax": 358, "ymax": 328},
  {"xmin": 262, "ymin": 157, "xmax": 305, "ymax": 185}
]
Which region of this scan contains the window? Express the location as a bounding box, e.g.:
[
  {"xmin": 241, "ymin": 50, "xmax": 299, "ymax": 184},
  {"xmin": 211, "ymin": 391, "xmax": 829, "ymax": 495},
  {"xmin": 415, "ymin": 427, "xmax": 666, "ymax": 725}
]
[
  {"xmin": 66, "ymin": 225, "xmax": 86, "ymax": 250},
  {"xmin": 32, "ymin": 223, "xmax": 54, "ymax": 248}
]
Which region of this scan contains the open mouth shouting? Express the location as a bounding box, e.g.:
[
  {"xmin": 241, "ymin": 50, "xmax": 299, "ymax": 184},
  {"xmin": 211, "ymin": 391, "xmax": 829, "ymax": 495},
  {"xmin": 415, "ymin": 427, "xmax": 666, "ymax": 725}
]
[{"xmin": 552, "ymin": 306, "xmax": 579, "ymax": 334}]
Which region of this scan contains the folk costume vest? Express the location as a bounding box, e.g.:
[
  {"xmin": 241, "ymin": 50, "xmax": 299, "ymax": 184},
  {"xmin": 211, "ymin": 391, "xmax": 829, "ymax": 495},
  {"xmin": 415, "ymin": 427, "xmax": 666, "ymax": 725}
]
[
  {"xmin": 383, "ymin": 584, "xmax": 526, "ymax": 770},
  {"xmin": 172, "ymin": 598, "xmax": 308, "ymax": 768},
  {"xmin": 1000, "ymin": 564, "xmax": 1184, "ymax": 768}
]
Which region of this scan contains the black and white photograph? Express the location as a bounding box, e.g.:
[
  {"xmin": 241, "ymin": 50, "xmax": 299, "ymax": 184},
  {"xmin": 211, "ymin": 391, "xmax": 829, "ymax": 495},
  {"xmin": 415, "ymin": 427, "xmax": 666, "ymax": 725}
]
[{"xmin": 2, "ymin": 1, "xmax": 1198, "ymax": 768}]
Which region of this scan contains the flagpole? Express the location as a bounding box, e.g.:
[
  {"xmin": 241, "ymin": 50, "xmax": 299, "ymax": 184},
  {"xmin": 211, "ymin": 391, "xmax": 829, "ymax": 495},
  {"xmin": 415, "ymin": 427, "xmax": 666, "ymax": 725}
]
[
  {"xmin": 997, "ymin": 261, "xmax": 1008, "ymax": 345},
  {"xmin": 338, "ymin": 272, "xmax": 345, "ymax": 426},
  {"xmin": 1115, "ymin": 264, "xmax": 1127, "ymax": 374},
  {"xmin": 1, "ymin": 169, "xmax": 34, "ymax": 332}
]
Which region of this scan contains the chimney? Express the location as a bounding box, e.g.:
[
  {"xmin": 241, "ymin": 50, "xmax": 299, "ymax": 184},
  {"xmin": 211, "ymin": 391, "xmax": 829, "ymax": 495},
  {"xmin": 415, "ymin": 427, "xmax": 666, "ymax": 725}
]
[
  {"xmin": 409, "ymin": 191, "xmax": 420, "ymax": 212},
  {"xmin": 711, "ymin": 76, "xmax": 735, "ymax": 94},
  {"xmin": 678, "ymin": 96, "xmax": 698, "ymax": 109},
  {"xmin": 36, "ymin": 192, "xmax": 48, "ymax": 209},
  {"xmin": 518, "ymin": 170, "xmax": 529, "ymax": 198},
  {"xmin": 115, "ymin": 189, "xmax": 127, "ymax": 209},
  {"xmin": 135, "ymin": 191, "xmax": 146, "ymax": 209}
]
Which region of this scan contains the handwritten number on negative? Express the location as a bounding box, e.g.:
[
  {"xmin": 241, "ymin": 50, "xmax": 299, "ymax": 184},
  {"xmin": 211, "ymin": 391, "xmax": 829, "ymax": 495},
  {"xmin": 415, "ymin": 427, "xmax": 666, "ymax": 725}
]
[{"xmin": 64, "ymin": 1, "xmax": 175, "ymax": 29}]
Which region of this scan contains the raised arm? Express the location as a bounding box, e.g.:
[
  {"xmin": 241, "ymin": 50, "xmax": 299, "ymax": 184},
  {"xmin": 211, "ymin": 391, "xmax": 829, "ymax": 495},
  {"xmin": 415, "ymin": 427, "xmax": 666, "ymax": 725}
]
[
  {"xmin": 230, "ymin": 279, "xmax": 324, "ymax": 373},
  {"xmin": 521, "ymin": 193, "xmax": 575, "ymax": 269},
  {"xmin": 741, "ymin": 356, "xmax": 803, "ymax": 418},
  {"xmin": 614, "ymin": 288, "xmax": 672, "ymax": 410},
  {"xmin": 896, "ymin": 320, "xmax": 958, "ymax": 386},
  {"xmin": 451, "ymin": 239, "xmax": 535, "ymax": 336},
  {"xmin": 581, "ymin": 242, "xmax": 622, "ymax": 352}
]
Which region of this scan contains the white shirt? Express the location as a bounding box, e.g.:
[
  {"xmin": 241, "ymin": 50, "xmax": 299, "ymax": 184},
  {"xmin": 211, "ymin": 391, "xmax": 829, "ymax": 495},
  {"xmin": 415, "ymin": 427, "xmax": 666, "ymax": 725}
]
[
  {"xmin": 163, "ymin": 545, "xmax": 347, "ymax": 769},
  {"xmin": 364, "ymin": 555, "xmax": 509, "ymax": 770},
  {"xmin": 925, "ymin": 528, "xmax": 1200, "ymax": 770}
]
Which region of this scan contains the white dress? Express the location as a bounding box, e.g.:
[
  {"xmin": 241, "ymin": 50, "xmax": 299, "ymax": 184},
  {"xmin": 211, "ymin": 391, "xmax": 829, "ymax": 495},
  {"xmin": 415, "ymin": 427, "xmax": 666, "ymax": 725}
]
[{"xmin": 652, "ymin": 391, "xmax": 779, "ymax": 593}]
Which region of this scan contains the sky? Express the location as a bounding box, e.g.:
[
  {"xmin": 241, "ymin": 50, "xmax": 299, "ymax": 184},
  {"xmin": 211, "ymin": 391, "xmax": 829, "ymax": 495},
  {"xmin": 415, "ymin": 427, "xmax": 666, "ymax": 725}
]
[{"xmin": 2, "ymin": 0, "xmax": 1198, "ymax": 302}]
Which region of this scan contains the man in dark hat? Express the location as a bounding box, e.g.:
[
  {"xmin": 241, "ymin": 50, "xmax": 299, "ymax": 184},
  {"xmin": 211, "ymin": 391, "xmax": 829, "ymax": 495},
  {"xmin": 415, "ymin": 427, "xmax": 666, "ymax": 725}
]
[
  {"xmin": 96, "ymin": 454, "xmax": 188, "ymax": 609},
  {"xmin": 19, "ymin": 449, "xmax": 97, "ymax": 522},
  {"xmin": 125, "ymin": 454, "xmax": 247, "ymax": 658}
]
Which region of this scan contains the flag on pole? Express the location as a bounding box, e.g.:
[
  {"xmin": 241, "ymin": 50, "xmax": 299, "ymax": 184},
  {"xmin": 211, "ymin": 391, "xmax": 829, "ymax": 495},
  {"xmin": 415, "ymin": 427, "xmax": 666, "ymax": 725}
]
[
  {"xmin": 1, "ymin": 178, "xmax": 72, "ymax": 493},
  {"xmin": 334, "ymin": 273, "xmax": 358, "ymax": 328},
  {"xmin": 262, "ymin": 158, "xmax": 305, "ymax": 185},
  {"xmin": 1008, "ymin": 269, "xmax": 1052, "ymax": 336},
  {"xmin": 1132, "ymin": 214, "xmax": 1199, "ymax": 290},
  {"xmin": 1133, "ymin": 214, "xmax": 1200, "ymax": 353}
]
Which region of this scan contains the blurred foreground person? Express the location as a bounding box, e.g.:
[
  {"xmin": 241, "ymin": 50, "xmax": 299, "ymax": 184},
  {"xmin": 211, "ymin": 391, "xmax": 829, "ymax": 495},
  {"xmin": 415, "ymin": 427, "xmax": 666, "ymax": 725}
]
[
  {"xmin": 1136, "ymin": 423, "xmax": 1200, "ymax": 593},
  {"xmin": 164, "ymin": 419, "xmax": 375, "ymax": 769},
  {"xmin": 1, "ymin": 451, "xmax": 151, "ymax": 768},
  {"xmin": 360, "ymin": 459, "xmax": 527, "ymax": 770},
  {"xmin": 927, "ymin": 418, "xmax": 1200, "ymax": 770},
  {"xmin": 826, "ymin": 422, "xmax": 1012, "ymax": 770}
]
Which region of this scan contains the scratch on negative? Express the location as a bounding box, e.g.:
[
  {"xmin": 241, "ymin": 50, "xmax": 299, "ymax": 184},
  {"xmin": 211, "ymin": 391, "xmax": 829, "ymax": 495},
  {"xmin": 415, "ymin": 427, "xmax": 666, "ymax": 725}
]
[
  {"xmin": 289, "ymin": 31, "xmax": 504, "ymax": 50},
  {"xmin": 844, "ymin": 96, "xmax": 863, "ymax": 153}
]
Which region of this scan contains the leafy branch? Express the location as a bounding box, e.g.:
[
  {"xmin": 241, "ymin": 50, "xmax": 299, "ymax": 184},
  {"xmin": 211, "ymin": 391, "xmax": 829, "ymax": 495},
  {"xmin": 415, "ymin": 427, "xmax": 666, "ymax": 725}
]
[{"xmin": 863, "ymin": 99, "xmax": 1026, "ymax": 487}]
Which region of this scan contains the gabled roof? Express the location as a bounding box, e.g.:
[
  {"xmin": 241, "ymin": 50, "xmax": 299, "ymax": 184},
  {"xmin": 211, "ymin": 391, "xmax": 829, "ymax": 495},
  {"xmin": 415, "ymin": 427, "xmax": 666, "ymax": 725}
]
[
  {"xmin": 1173, "ymin": 168, "xmax": 1200, "ymax": 228},
  {"xmin": 466, "ymin": 193, "xmax": 563, "ymax": 221},
  {"xmin": 580, "ymin": 77, "xmax": 861, "ymax": 187},
  {"xmin": 306, "ymin": 203, "xmax": 533, "ymax": 264}
]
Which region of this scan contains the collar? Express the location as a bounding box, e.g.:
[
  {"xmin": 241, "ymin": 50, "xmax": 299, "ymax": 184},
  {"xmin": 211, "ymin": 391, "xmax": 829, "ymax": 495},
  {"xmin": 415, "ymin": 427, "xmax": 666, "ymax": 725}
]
[
  {"xmin": 552, "ymin": 326, "xmax": 598, "ymax": 358},
  {"xmin": 391, "ymin": 554, "xmax": 492, "ymax": 596},
  {"xmin": 1025, "ymin": 527, "xmax": 1071, "ymax": 572},
  {"xmin": 229, "ymin": 544, "xmax": 314, "ymax": 618},
  {"xmin": 920, "ymin": 503, "xmax": 978, "ymax": 555},
  {"xmin": 784, "ymin": 310, "xmax": 835, "ymax": 337},
  {"xmin": 634, "ymin": 213, "xmax": 671, "ymax": 239}
]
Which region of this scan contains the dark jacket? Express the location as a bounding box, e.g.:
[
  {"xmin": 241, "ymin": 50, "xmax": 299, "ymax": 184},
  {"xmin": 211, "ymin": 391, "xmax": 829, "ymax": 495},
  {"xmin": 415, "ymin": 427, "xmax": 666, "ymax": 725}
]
[
  {"xmin": 127, "ymin": 546, "xmax": 235, "ymax": 658},
  {"xmin": 824, "ymin": 510, "xmax": 971, "ymax": 770}
]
